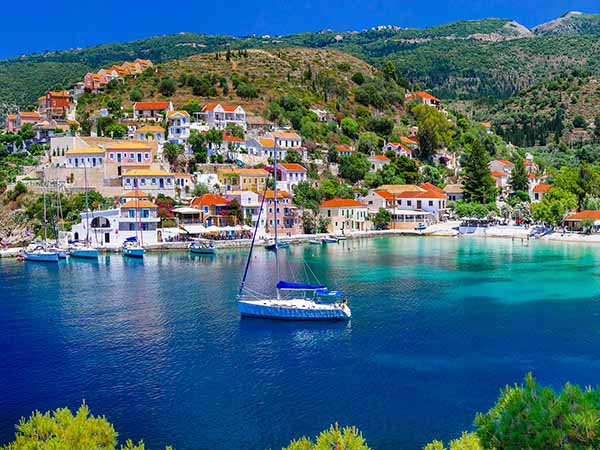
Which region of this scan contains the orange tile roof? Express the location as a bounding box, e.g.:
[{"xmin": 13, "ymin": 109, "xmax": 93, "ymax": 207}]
[
  {"xmin": 191, "ymin": 193, "xmax": 229, "ymax": 207},
  {"xmin": 533, "ymin": 184, "xmax": 552, "ymax": 193},
  {"xmin": 320, "ymin": 198, "xmax": 367, "ymax": 208},
  {"xmin": 121, "ymin": 189, "xmax": 147, "ymax": 198},
  {"xmin": 48, "ymin": 91, "xmax": 70, "ymax": 98},
  {"xmin": 134, "ymin": 101, "xmax": 171, "ymax": 111},
  {"xmin": 202, "ymin": 103, "xmax": 240, "ymax": 112},
  {"xmin": 271, "ymin": 131, "xmax": 301, "ymax": 140},
  {"xmin": 495, "ymin": 159, "xmax": 514, "ymax": 166},
  {"xmin": 166, "ymin": 110, "xmax": 190, "ymax": 118},
  {"xmin": 279, "ymin": 163, "xmax": 306, "ymax": 172},
  {"xmin": 375, "ymin": 191, "xmax": 394, "ymax": 200},
  {"xmin": 264, "ymin": 190, "xmax": 291, "ymax": 199},
  {"xmin": 528, "ymin": 173, "xmax": 537, "ymax": 179},
  {"xmin": 336, "ymin": 144, "xmax": 354, "ymax": 152},
  {"xmin": 223, "ymin": 135, "xmax": 245, "ymax": 143},
  {"xmin": 420, "ymin": 182, "xmax": 444, "ymax": 194},
  {"xmin": 399, "ymin": 136, "xmax": 418, "ymax": 146},
  {"xmin": 480, "ymin": 121, "xmax": 492, "ymax": 128},
  {"xmin": 258, "ymin": 138, "xmax": 275, "ymax": 147},
  {"xmin": 7, "ymin": 114, "xmax": 16, "ymax": 120},
  {"xmin": 566, "ymin": 210, "xmax": 600, "ymax": 221},
  {"xmin": 491, "ymin": 171, "xmax": 508, "ymax": 177},
  {"xmin": 121, "ymin": 200, "xmax": 157, "ymax": 209},
  {"xmin": 370, "ymin": 154, "xmax": 390, "ymax": 161},
  {"xmin": 395, "ymin": 190, "xmax": 447, "ymax": 199},
  {"xmin": 414, "ymin": 91, "xmax": 441, "ymax": 102},
  {"xmin": 19, "ymin": 111, "xmax": 41, "ymax": 118}
]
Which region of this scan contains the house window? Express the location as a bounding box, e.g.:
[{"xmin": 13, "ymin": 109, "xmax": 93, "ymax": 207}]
[
  {"xmin": 144, "ymin": 153, "xmax": 150, "ymax": 160},
  {"xmin": 327, "ymin": 210, "xmax": 331, "ymax": 217},
  {"xmin": 429, "ymin": 200, "xmax": 433, "ymax": 206},
  {"xmin": 129, "ymin": 223, "xmax": 135, "ymax": 231},
  {"xmin": 125, "ymin": 178, "xmax": 131, "ymax": 185},
  {"xmin": 141, "ymin": 209, "xmax": 150, "ymax": 218},
  {"xmin": 151, "ymin": 178, "xmax": 157, "ymax": 185},
  {"xmin": 128, "ymin": 210, "xmax": 135, "ymax": 218},
  {"xmin": 129, "ymin": 153, "xmax": 134, "ymax": 159},
  {"xmin": 109, "ymin": 153, "xmax": 114, "ymax": 160},
  {"xmin": 407, "ymin": 200, "xmax": 412, "ymax": 206},
  {"xmin": 166, "ymin": 178, "xmax": 172, "ymax": 184},
  {"xmin": 140, "ymin": 178, "xmax": 146, "ymax": 185}
]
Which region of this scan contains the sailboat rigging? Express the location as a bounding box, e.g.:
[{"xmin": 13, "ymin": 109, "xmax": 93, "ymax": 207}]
[{"xmin": 69, "ymin": 159, "xmax": 99, "ymax": 259}]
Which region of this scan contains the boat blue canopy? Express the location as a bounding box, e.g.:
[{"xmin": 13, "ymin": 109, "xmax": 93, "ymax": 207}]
[
  {"xmin": 277, "ymin": 281, "xmax": 326, "ymax": 290},
  {"xmin": 316, "ymin": 289, "xmax": 343, "ymax": 297},
  {"xmin": 125, "ymin": 236, "xmax": 138, "ymax": 242}
]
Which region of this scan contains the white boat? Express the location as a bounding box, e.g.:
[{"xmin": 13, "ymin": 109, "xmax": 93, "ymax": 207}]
[
  {"xmin": 236, "ymin": 140, "xmax": 351, "ymax": 321},
  {"xmin": 189, "ymin": 240, "xmax": 216, "ymax": 255},
  {"xmin": 69, "ymin": 243, "xmax": 99, "ymax": 259},
  {"xmin": 123, "ymin": 238, "xmax": 144, "ymax": 258},
  {"xmin": 48, "ymin": 246, "xmax": 67, "ymax": 259},
  {"xmin": 23, "ymin": 245, "xmax": 59, "ymax": 263},
  {"xmin": 322, "ymin": 236, "xmax": 338, "ymax": 244}
]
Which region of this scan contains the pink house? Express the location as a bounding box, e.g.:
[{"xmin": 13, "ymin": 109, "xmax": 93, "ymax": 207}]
[
  {"xmin": 10, "ymin": 112, "xmax": 44, "ymax": 131},
  {"xmin": 84, "ymin": 72, "xmax": 108, "ymax": 93},
  {"xmin": 277, "ymin": 163, "xmax": 307, "ymax": 191},
  {"xmin": 261, "ymin": 190, "xmax": 302, "ymax": 236},
  {"xmin": 6, "ymin": 114, "xmax": 16, "ymax": 133}
]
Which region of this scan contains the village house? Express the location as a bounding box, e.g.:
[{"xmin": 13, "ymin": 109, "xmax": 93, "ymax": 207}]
[
  {"xmin": 173, "ymin": 172, "xmax": 195, "ymax": 196},
  {"xmin": 399, "ymin": 136, "xmax": 419, "ymax": 149},
  {"xmin": 217, "ymin": 168, "xmax": 269, "ymax": 192},
  {"xmin": 166, "ymin": 111, "xmax": 191, "ymax": 146},
  {"xmin": 531, "ymin": 184, "xmax": 551, "ymax": 203},
  {"xmin": 133, "ymin": 101, "xmax": 173, "ymax": 120},
  {"xmin": 361, "ymin": 190, "xmax": 394, "ymax": 213},
  {"xmin": 392, "ymin": 185, "xmax": 447, "ymax": 222},
  {"xmin": 245, "ymin": 115, "xmax": 273, "ymax": 133},
  {"xmin": 38, "ymin": 91, "xmax": 72, "ymax": 119},
  {"xmin": 319, "ymin": 198, "xmax": 370, "ymax": 233},
  {"xmin": 98, "ymin": 67, "xmax": 119, "ymax": 81},
  {"xmin": 489, "ymin": 159, "xmax": 514, "ymax": 176},
  {"xmin": 136, "ymin": 125, "xmax": 165, "ymax": 141},
  {"xmin": 122, "ymin": 169, "xmax": 175, "ymax": 196},
  {"xmin": 277, "ymin": 163, "xmax": 307, "ymax": 192},
  {"xmin": 368, "ymin": 154, "xmax": 391, "ymax": 172},
  {"xmin": 190, "ymin": 193, "xmax": 235, "ymax": 226},
  {"xmin": 217, "ymin": 134, "xmax": 246, "ymax": 157},
  {"xmin": 83, "ymin": 73, "xmax": 108, "ymax": 93},
  {"xmin": 5, "ymin": 114, "xmax": 16, "ymax": 133},
  {"xmin": 270, "ymin": 131, "xmax": 302, "ymax": 149},
  {"xmin": 246, "ymin": 137, "xmax": 307, "ymax": 161},
  {"xmin": 262, "ymin": 190, "xmax": 302, "ymax": 236},
  {"xmin": 223, "ymin": 190, "xmax": 263, "ymax": 233},
  {"xmin": 491, "ymin": 171, "xmax": 509, "ymax": 190},
  {"xmin": 480, "ymin": 121, "xmax": 493, "ymax": 133},
  {"xmin": 201, "ymin": 104, "xmax": 247, "ymax": 130},
  {"xmin": 9, "ymin": 111, "xmax": 44, "ymax": 132},
  {"xmin": 105, "ymin": 142, "xmax": 154, "ymax": 177},
  {"xmin": 336, "ymin": 144, "xmax": 354, "ymax": 158},
  {"xmin": 564, "ymin": 210, "xmax": 600, "ymax": 232},
  {"xmin": 382, "ymin": 142, "xmax": 413, "ymax": 158},
  {"xmin": 406, "ymin": 91, "xmax": 442, "ymax": 110},
  {"xmin": 64, "ymin": 147, "xmax": 105, "ymax": 168},
  {"xmin": 443, "ymin": 184, "xmax": 464, "ymax": 202}
]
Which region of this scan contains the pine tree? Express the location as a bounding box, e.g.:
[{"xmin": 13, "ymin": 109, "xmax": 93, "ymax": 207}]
[
  {"xmin": 462, "ymin": 140, "xmax": 496, "ymax": 204},
  {"xmin": 509, "ymin": 159, "xmax": 529, "ymax": 193}
]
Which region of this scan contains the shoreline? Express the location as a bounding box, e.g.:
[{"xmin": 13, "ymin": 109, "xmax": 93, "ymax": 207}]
[{"xmin": 3, "ymin": 225, "xmax": 600, "ymax": 258}]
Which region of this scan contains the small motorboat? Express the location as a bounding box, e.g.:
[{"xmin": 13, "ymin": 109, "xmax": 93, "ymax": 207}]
[
  {"xmin": 190, "ymin": 240, "xmax": 216, "ymax": 255},
  {"xmin": 308, "ymin": 239, "xmax": 322, "ymax": 245},
  {"xmin": 265, "ymin": 240, "xmax": 289, "ymax": 250},
  {"xmin": 322, "ymin": 236, "xmax": 338, "ymax": 244},
  {"xmin": 23, "ymin": 245, "xmax": 59, "ymax": 263},
  {"xmin": 122, "ymin": 238, "xmax": 144, "ymax": 258},
  {"xmin": 336, "ymin": 235, "xmax": 347, "ymax": 241}
]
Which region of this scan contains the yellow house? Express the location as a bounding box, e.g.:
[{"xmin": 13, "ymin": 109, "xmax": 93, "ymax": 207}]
[{"xmin": 218, "ymin": 168, "xmax": 269, "ymax": 192}]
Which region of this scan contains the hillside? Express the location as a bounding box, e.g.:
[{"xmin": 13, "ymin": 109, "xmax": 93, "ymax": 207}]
[
  {"xmin": 4, "ymin": 13, "xmax": 600, "ymax": 112},
  {"xmin": 76, "ymin": 47, "xmax": 395, "ymax": 126}
]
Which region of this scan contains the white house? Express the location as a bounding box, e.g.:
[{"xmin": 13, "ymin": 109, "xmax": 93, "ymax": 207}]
[
  {"xmin": 270, "ymin": 131, "xmax": 302, "ymax": 148},
  {"xmin": 173, "ymin": 172, "xmax": 195, "ymax": 196},
  {"xmin": 246, "ymin": 137, "xmax": 307, "ymax": 161},
  {"xmin": 277, "ymin": 163, "xmax": 308, "ymax": 192},
  {"xmin": 133, "ymin": 101, "xmax": 173, "ymax": 120},
  {"xmin": 443, "ymin": 184, "xmax": 464, "ymax": 202},
  {"xmin": 491, "ymin": 171, "xmax": 510, "ymax": 190},
  {"xmin": 367, "ymin": 154, "xmax": 390, "ymax": 172},
  {"xmin": 319, "ymin": 198, "xmax": 370, "ymax": 233},
  {"xmin": 489, "ymin": 159, "xmax": 514, "ymax": 176},
  {"xmin": 223, "ymin": 190, "xmax": 265, "ymax": 236},
  {"xmin": 201, "ymin": 103, "xmax": 246, "ymax": 130},
  {"xmin": 64, "ymin": 147, "xmax": 105, "ymax": 168},
  {"xmin": 361, "ymin": 190, "xmax": 394, "ymax": 213},
  {"xmin": 382, "ymin": 142, "xmax": 413, "ymax": 159},
  {"xmin": 336, "ymin": 144, "xmax": 354, "ymax": 158},
  {"xmin": 167, "ymin": 111, "xmax": 191, "ymax": 146},
  {"xmin": 122, "ymin": 169, "xmax": 175, "ymax": 196},
  {"xmin": 136, "ymin": 125, "xmax": 165, "ymax": 142},
  {"xmin": 531, "ymin": 184, "xmax": 551, "ymax": 203},
  {"xmin": 383, "ymin": 184, "xmax": 448, "ymax": 221}
]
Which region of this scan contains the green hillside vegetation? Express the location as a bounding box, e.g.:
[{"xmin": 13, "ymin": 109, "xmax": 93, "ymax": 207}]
[{"xmin": 5, "ymin": 14, "xmax": 600, "ymax": 111}]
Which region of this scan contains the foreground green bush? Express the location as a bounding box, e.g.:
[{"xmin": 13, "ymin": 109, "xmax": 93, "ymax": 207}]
[
  {"xmin": 283, "ymin": 423, "xmax": 370, "ymax": 450},
  {"xmin": 425, "ymin": 373, "xmax": 600, "ymax": 449},
  {"xmin": 1, "ymin": 403, "xmax": 172, "ymax": 450}
]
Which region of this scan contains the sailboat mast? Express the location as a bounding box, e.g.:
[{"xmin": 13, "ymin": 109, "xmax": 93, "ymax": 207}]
[
  {"xmin": 43, "ymin": 181, "xmax": 48, "ymax": 245},
  {"xmin": 83, "ymin": 159, "xmax": 90, "ymax": 244},
  {"xmin": 273, "ymin": 139, "xmax": 280, "ymax": 299}
]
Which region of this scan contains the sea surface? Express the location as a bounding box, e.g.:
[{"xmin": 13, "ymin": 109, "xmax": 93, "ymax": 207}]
[{"xmin": 2, "ymin": 236, "xmax": 600, "ymax": 449}]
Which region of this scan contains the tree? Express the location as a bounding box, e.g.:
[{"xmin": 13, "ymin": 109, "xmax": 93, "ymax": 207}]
[
  {"xmin": 236, "ymin": 82, "xmax": 258, "ymax": 99},
  {"xmin": 293, "ymin": 181, "xmax": 322, "ymax": 211},
  {"xmin": 163, "ymin": 142, "xmax": 184, "ymax": 165},
  {"xmin": 531, "ymin": 187, "xmax": 577, "ymax": 225},
  {"xmin": 129, "ymin": 88, "xmax": 143, "ymax": 102},
  {"xmin": 383, "ymin": 59, "xmax": 398, "ymax": 83},
  {"xmin": 284, "ymin": 150, "xmax": 303, "ymax": 164},
  {"xmin": 509, "ymin": 159, "xmax": 529, "ymax": 193},
  {"xmin": 158, "ymin": 77, "xmax": 176, "ymax": 97},
  {"xmin": 573, "ymin": 115, "xmax": 587, "ymax": 128},
  {"xmin": 283, "ymin": 424, "xmax": 370, "ymax": 450},
  {"xmin": 421, "ymin": 165, "xmax": 446, "ymax": 186},
  {"xmin": 341, "ymin": 117, "xmax": 359, "ymax": 138},
  {"xmin": 412, "ymin": 104, "xmax": 455, "ymax": 160},
  {"xmin": 192, "ymin": 183, "xmax": 209, "ymax": 196},
  {"xmin": 1, "ymin": 403, "xmax": 172, "ymax": 450},
  {"xmin": 225, "ymin": 123, "xmax": 245, "ymax": 139},
  {"xmin": 424, "ymin": 433, "xmax": 482, "ymax": 450},
  {"xmin": 104, "ymin": 123, "xmax": 127, "ymax": 139},
  {"xmin": 339, "ymin": 153, "xmax": 369, "ymax": 183},
  {"xmin": 373, "ymin": 208, "xmax": 391, "ymax": 230},
  {"xmin": 462, "ymin": 140, "xmax": 496, "ymax": 204},
  {"xmin": 351, "ymin": 72, "xmax": 365, "ymax": 85}
]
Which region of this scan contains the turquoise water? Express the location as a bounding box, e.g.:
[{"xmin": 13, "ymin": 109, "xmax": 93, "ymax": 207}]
[{"xmin": 2, "ymin": 237, "xmax": 600, "ymax": 449}]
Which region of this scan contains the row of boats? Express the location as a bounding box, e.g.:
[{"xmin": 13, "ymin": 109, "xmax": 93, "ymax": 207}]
[
  {"xmin": 264, "ymin": 235, "xmax": 345, "ymax": 250},
  {"xmin": 22, "ymin": 238, "xmax": 145, "ymax": 262}
]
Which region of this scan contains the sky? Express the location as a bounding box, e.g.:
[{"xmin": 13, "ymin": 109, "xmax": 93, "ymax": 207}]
[{"xmin": 1, "ymin": 0, "xmax": 599, "ymax": 59}]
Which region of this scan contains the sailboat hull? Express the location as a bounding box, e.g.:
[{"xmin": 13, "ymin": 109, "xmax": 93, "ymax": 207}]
[
  {"xmin": 70, "ymin": 248, "xmax": 99, "ymax": 259},
  {"xmin": 24, "ymin": 251, "xmax": 59, "ymax": 263},
  {"xmin": 238, "ymin": 299, "xmax": 351, "ymax": 321},
  {"xmin": 123, "ymin": 247, "xmax": 145, "ymax": 258}
]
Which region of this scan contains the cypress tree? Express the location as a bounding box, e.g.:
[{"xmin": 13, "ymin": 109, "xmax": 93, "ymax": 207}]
[
  {"xmin": 462, "ymin": 140, "xmax": 496, "ymax": 204},
  {"xmin": 509, "ymin": 159, "xmax": 529, "ymax": 193}
]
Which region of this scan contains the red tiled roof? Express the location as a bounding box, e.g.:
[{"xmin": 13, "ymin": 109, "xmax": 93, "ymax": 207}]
[
  {"xmin": 375, "ymin": 191, "xmax": 394, "ymax": 200},
  {"xmin": 320, "ymin": 198, "xmax": 367, "ymax": 208},
  {"xmin": 533, "ymin": 184, "xmax": 552, "ymax": 193},
  {"xmin": 370, "ymin": 154, "xmax": 390, "ymax": 161},
  {"xmin": 202, "ymin": 103, "xmax": 240, "ymax": 112},
  {"xmin": 566, "ymin": 210, "xmax": 600, "ymax": 221},
  {"xmin": 491, "ymin": 171, "xmax": 508, "ymax": 177},
  {"xmin": 395, "ymin": 190, "xmax": 447, "ymax": 200},
  {"xmin": 191, "ymin": 193, "xmax": 229, "ymax": 207},
  {"xmin": 528, "ymin": 173, "xmax": 537, "ymax": 179},
  {"xmin": 495, "ymin": 159, "xmax": 514, "ymax": 166},
  {"xmin": 134, "ymin": 101, "xmax": 171, "ymax": 111},
  {"xmin": 121, "ymin": 200, "xmax": 157, "ymax": 209},
  {"xmin": 420, "ymin": 182, "xmax": 444, "ymax": 195},
  {"xmin": 264, "ymin": 190, "xmax": 291, "ymax": 199},
  {"xmin": 336, "ymin": 144, "xmax": 353, "ymax": 152},
  {"xmin": 279, "ymin": 163, "xmax": 306, "ymax": 172},
  {"xmin": 223, "ymin": 135, "xmax": 245, "ymax": 143},
  {"xmin": 414, "ymin": 91, "xmax": 441, "ymax": 102}
]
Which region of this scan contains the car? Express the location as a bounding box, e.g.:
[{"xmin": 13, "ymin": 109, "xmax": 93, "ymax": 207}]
[{"xmin": 415, "ymin": 223, "xmax": 427, "ymax": 231}]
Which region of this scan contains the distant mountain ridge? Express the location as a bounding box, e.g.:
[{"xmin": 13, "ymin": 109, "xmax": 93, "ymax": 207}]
[{"xmin": 2, "ymin": 12, "xmax": 600, "ymax": 112}]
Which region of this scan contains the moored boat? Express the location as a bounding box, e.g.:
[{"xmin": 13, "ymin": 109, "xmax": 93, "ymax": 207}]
[
  {"xmin": 308, "ymin": 239, "xmax": 322, "ymax": 245},
  {"xmin": 69, "ymin": 243, "xmax": 99, "ymax": 259},
  {"xmin": 265, "ymin": 240, "xmax": 289, "ymax": 250},
  {"xmin": 23, "ymin": 245, "xmax": 59, "ymax": 263},
  {"xmin": 190, "ymin": 240, "xmax": 216, "ymax": 255},
  {"xmin": 322, "ymin": 236, "xmax": 338, "ymax": 244},
  {"xmin": 122, "ymin": 238, "xmax": 144, "ymax": 258}
]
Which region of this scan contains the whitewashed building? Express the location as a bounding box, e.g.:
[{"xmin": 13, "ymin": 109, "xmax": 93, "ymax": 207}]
[
  {"xmin": 201, "ymin": 104, "xmax": 246, "ymax": 130},
  {"xmin": 166, "ymin": 111, "xmax": 191, "ymax": 146}
]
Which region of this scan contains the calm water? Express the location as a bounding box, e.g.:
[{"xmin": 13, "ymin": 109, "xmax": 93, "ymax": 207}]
[{"xmin": 3, "ymin": 237, "xmax": 600, "ymax": 449}]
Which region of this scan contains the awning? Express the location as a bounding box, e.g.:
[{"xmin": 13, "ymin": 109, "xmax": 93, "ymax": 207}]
[
  {"xmin": 172, "ymin": 207, "xmax": 201, "ymax": 214},
  {"xmin": 182, "ymin": 224, "xmax": 207, "ymax": 234},
  {"xmin": 316, "ymin": 289, "xmax": 343, "ymax": 297}
]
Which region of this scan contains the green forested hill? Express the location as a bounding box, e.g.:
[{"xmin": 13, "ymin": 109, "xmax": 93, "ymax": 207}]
[{"xmin": 3, "ymin": 14, "xmax": 600, "ymax": 111}]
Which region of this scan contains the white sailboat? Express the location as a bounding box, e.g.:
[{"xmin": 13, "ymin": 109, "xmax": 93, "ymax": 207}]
[
  {"xmin": 24, "ymin": 183, "xmax": 59, "ymax": 263},
  {"xmin": 70, "ymin": 160, "xmax": 99, "ymax": 259},
  {"xmin": 236, "ymin": 141, "xmax": 351, "ymax": 321}
]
